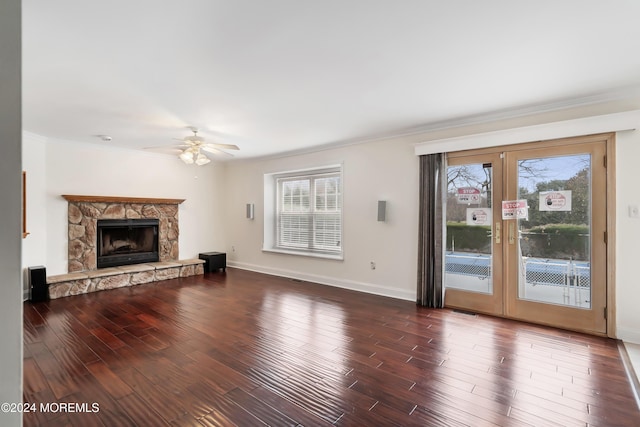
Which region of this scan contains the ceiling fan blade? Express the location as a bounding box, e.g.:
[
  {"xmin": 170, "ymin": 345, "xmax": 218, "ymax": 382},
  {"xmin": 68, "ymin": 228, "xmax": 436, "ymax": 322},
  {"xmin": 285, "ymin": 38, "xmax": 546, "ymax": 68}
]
[
  {"xmin": 143, "ymin": 146, "xmax": 183, "ymax": 154},
  {"xmin": 205, "ymin": 143, "xmax": 240, "ymax": 150},
  {"xmin": 167, "ymin": 129, "xmax": 238, "ymax": 161},
  {"xmin": 145, "ymin": 144, "xmax": 191, "ymax": 149},
  {"xmin": 144, "ymin": 145, "xmax": 184, "ymax": 150},
  {"xmin": 173, "ymin": 138, "xmax": 199, "ymax": 146},
  {"xmin": 201, "ymin": 146, "xmax": 234, "ymax": 157}
]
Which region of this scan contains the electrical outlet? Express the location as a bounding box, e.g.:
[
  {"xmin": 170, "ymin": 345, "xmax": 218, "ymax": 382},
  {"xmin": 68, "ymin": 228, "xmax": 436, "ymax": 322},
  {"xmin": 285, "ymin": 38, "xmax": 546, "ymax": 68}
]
[
  {"xmin": 370, "ymin": 261, "xmax": 376, "ymax": 270},
  {"xmin": 629, "ymin": 205, "xmax": 640, "ymax": 218},
  {"xmin": 232, "ymin": 246, "xmax": 236, "ymax": 252}
]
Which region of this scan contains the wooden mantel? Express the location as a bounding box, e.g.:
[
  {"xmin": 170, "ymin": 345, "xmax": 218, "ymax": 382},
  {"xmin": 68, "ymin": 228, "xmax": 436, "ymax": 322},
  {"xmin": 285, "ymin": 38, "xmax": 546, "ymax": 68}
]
[{"xmin": 62, "ymin": 195, "xmax": 185, "ymax": 204}]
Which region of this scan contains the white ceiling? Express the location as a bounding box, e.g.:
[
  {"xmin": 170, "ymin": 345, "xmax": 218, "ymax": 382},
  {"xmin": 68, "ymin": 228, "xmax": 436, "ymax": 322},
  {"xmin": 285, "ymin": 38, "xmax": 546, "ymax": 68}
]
[{"xmin": 22, "ymin": 0, "xmax": 640, "ymax": 160}]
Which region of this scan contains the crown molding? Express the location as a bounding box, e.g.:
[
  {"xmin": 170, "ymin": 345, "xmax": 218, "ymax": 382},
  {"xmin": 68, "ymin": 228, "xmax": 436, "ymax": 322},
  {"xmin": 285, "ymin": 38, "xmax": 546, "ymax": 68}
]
[
  {"xmin": 22, "ymin": 130, "xmax": 48, "ymax": 144},
  {"xmin": 393, "ymin": 84, "xmax": 640, "ymax": 138},
  {"xmin": 414, "ymin": 109, "xmax": 640, "ymax": 156}
]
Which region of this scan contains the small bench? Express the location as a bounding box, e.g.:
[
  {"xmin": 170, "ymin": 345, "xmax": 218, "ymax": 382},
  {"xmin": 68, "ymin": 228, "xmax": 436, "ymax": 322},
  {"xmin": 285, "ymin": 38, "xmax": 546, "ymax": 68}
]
[{"xmin": 46, "ymin": 259, "xmax": 206, "ymax": 299}]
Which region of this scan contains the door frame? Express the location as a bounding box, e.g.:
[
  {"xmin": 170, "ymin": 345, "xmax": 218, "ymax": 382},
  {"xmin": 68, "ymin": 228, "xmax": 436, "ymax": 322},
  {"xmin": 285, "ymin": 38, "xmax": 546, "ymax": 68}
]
[{"xmin": 446, "ymin": 133, "xmax": 616, "ymax": 337}]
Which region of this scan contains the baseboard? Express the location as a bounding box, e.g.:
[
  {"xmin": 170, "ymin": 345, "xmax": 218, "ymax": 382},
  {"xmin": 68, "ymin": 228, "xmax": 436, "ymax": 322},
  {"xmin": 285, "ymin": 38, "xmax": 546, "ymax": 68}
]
[
  {"xmin": 619, "ymin": 341, "xmax": 640, "ymax": 410},
  {"xmin": 228, "ymin": 261, "xmax": 415, "ymax": 301}
]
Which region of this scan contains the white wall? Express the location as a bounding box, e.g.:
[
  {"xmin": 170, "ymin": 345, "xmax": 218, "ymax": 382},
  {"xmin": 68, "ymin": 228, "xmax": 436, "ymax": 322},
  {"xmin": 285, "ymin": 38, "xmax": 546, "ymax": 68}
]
[
  {"xmin": 22, "ymin": 137, "xmax": 228, "ymax": 276},
  {"xmin": 225, "ymin": 138, "xmax": 419, "ymax": 300},
  {"xmin": 614, "ymin": 129, "xmax": 640, "ymax": 343},
  {"xmin": 0, "ymin": 0, "xmax": 23, "ymax": 423}
]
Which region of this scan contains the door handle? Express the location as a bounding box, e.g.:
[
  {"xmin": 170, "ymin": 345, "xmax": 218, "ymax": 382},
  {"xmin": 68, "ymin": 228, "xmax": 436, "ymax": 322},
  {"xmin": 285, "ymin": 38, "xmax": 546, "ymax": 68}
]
[
  {"xmin": 509, "ymin": 223, "xmax": 516, "ymax": 245},
  {"xmin": 495, "ymin": 222, "xmax": 501, "ymax": 244}
]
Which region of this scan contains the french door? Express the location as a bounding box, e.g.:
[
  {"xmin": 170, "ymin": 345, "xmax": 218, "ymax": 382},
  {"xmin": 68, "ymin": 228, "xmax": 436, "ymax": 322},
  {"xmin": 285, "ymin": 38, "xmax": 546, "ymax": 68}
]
[{"xmin": 444, "ymin": 134, "xmax": 609, "ymax": 334}]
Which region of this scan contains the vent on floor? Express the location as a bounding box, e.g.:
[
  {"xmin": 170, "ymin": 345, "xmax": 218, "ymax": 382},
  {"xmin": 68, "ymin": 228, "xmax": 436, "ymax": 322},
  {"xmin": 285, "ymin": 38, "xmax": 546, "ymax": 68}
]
[{"xmin": 453, "ymin": 309, "xmax": 477, "ymax": 317}]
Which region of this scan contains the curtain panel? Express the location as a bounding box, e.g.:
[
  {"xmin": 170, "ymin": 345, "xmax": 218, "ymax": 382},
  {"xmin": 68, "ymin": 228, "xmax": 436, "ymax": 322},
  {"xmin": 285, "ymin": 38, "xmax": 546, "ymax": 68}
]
[{"xmin": 417, "ymin": 153, "xmax": 445, "ymax": 307}]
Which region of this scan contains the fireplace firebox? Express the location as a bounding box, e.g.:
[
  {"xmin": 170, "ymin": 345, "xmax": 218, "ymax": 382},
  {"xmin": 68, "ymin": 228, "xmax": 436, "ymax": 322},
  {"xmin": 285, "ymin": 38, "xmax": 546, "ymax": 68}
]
[{"xmin": 96, "ymin": 219, "xmax": 159, "ymax": 268}]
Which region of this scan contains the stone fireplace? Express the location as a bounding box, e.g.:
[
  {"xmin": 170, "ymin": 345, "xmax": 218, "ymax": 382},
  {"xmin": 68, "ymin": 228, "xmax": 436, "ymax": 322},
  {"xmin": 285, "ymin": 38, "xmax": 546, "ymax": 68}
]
[
  {"xmin": 46, "ymin": 195, "xmax": 203, "ymax": 300},
  {"xmin": 63, "ymin": 195, "xmax": 184, "ymax": 272}
]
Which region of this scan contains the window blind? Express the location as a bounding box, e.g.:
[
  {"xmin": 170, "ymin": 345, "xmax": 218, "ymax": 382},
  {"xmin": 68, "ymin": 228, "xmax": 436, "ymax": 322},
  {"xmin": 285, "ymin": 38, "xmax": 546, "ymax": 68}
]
[{"xmin": 277, "ymin": 170, "xmax": 342, "ymax": 254}]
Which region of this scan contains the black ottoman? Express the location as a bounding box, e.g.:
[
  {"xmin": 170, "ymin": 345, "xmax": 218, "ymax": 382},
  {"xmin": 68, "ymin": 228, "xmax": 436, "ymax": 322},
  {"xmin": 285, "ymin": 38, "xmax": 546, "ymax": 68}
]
[{"xmin": 198, "ymin": 252, "xmax": 226, "ymax": 273}]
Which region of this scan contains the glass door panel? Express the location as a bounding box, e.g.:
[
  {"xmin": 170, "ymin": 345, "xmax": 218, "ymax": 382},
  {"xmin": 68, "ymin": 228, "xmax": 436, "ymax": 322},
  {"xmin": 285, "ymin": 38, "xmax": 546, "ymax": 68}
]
[
  {"xmin": 504, "ymin": 141, "xmax": 607, "ymax": 334},
  {"xmin": 516, "ymin": 154, "xmax": 592, "ymax": 308},
  {"xmin": 444, "ymin": 153, "xmax": 503, "ymax": 316},
  {"xmin": 446, "ymin": 163, "xmax": 493, "ymax": 293}
]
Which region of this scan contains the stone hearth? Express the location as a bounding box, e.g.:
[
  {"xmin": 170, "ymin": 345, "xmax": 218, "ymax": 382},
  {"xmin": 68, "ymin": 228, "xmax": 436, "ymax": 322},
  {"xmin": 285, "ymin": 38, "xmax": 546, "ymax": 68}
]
[
  {"xmin": 63, "ymin": 195, "xmax": 185, "ymax": 272},
  {"xmin": 47, "ymin": 259, "xmax": 205, "ymax": 299}
]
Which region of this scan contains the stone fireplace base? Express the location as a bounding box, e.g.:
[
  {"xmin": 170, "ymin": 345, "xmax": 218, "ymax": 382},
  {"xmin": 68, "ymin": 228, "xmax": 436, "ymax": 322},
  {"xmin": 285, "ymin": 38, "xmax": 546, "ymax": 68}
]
[{"xmin": 46, "ymin": 259, "xmax": 205, "ymax": 299}]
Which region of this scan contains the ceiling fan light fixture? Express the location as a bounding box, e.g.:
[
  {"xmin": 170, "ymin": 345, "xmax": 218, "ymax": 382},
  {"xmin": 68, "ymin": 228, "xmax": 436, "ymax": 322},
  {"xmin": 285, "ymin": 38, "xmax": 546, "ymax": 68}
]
[
  {"xmin": 195, "ymin": 153, "xmax": 211, "ymax": 166},
  {"xmin": 164, "ymin": 127, "xmax": 236, "ymax": 165},
  {"xmin": 179, "ymin": 150, "xmax": 195, "ymax": 164}
]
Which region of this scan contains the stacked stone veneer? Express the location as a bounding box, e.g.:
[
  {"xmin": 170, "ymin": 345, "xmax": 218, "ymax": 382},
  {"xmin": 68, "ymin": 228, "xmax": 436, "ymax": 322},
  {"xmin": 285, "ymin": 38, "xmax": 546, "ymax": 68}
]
[
  {"xmin": 68, "ymin": 201, "xmax": 179, "ymax": 272},
  {"xmin": 47, "ymin": 259, "xmax": 205, "ymax": 299}
]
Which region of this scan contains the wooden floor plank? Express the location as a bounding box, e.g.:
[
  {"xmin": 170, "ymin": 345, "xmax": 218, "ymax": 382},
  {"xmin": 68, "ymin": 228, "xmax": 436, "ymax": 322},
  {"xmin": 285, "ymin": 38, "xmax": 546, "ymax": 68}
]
[
  {"xmin": 84, "ymin": 360, "xmax": 133, "ymax": 400},
  {"xmin": 23, "ymin": 268, "xmax": 640, "ymax": 426},
  {"xmin": 224, "ymin": 387, "xmax": 299, "ymax": 427},
  {"xmin": 118, "ymin": 367, "xmax": 189, "ymax": 423}
]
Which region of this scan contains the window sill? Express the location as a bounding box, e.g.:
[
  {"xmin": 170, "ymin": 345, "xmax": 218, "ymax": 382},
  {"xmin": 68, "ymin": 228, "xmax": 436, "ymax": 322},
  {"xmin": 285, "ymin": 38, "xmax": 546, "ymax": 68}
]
[{"xmin": 262, "ymin": 247, "xmax": 344, "ymax": 261}]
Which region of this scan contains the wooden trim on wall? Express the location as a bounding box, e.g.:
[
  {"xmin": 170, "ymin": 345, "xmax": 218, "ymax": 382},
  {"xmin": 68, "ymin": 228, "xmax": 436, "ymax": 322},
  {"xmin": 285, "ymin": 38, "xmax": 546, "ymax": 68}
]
[
  {"xmin": 446, "ymin": 132, "xmax": 615, "ymax": 159},
  {"xmin": 62, "ymin": 195, "xmax": 185, "ymax": 205},
  {"xmin": 22, "ymin": 171, "xmax": 29, "ymax": 238},
  {"xmin": 606, "ymin": 135, "xmax": 617, "ymax": 338}
]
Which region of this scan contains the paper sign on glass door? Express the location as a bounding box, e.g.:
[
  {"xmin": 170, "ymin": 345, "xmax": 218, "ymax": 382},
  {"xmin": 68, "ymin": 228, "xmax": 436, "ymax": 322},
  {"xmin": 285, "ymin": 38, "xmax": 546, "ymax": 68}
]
[
  {"xmin": 466, "ymin": 208, "xmax": 491, "ymax": 226},
  {"xmin": 539, "ymin": 190, "xmax": 572, "ymax": 211},
  {"xmin": 456, "ymin": 187, "xmax": 481, "ymax": 204},
  {"xmin": 502, "ymin": 200, "xmax": 528, "ymax": 220}
]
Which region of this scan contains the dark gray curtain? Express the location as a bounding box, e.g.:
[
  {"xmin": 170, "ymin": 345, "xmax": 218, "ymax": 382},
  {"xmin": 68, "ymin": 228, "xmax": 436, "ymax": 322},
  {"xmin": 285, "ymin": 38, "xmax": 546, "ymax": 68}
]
[{"xmin": 417, "ymin": 153, "xmax": 445, "ymax": 307}]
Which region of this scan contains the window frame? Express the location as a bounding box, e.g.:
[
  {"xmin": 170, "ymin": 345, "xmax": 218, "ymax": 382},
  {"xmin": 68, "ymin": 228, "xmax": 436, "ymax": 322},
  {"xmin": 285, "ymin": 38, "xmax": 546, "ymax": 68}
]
[{"xmin": 264, "ymin": 165, "xmax": 344, "ymax": 260}]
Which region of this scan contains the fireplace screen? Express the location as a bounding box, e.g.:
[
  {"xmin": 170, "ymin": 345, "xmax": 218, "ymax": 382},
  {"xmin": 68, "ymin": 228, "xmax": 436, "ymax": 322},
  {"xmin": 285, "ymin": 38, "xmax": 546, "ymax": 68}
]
[{"xmin": 97, "ymin": 219, "xmax": 159, "ymax": 268}]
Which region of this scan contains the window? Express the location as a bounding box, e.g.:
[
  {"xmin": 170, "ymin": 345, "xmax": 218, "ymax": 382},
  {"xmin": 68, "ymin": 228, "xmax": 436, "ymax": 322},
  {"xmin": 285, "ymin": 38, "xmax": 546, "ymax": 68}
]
[{"xmin": 265, "ymin": 165, "xmax": 342, "ymax": 258}]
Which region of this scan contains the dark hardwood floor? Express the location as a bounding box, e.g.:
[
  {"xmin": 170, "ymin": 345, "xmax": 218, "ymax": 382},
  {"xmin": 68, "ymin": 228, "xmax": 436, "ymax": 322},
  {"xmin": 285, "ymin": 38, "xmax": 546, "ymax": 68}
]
[{"xmin": 23, "ymin": 268, "xmax": 640, "ymax": 426}]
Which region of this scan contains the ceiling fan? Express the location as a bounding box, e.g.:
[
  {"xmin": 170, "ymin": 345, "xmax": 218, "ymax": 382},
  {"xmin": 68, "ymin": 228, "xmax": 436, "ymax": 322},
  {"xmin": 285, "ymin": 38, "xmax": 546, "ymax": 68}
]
[
  {"xmin": 175, "ymin": 127, "xmax": 240, "ymax": 165},
  {"xmin": 147, "ymin": 127, "xmax": 240, "ymax": 165}
]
